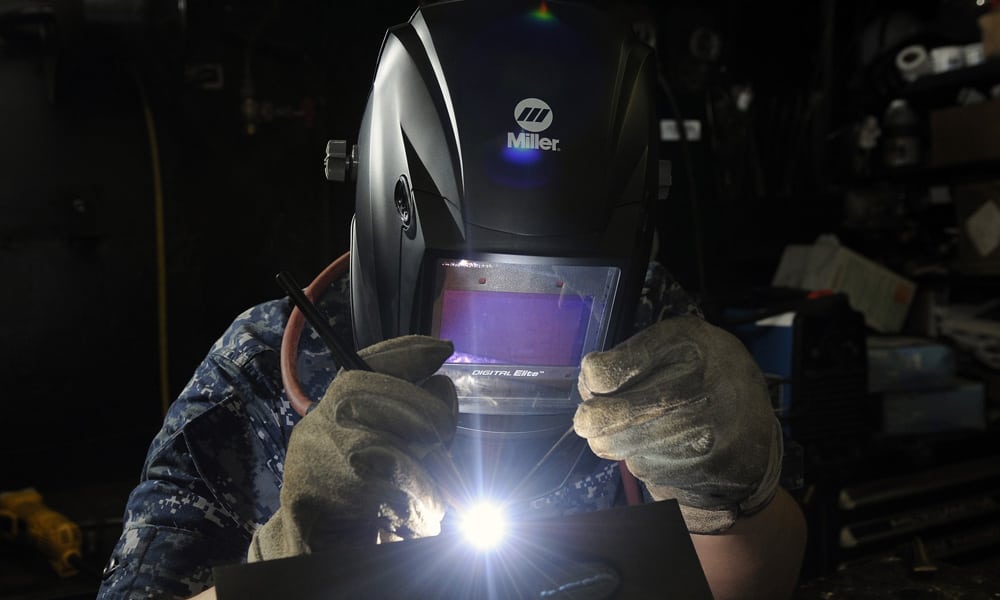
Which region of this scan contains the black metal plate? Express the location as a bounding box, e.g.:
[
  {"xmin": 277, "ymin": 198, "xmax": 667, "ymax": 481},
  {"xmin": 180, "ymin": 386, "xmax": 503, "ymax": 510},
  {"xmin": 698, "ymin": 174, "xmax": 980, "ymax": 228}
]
[{"xmin": 214, "ymin": 500, "xmax": 713, "ymax": 599}]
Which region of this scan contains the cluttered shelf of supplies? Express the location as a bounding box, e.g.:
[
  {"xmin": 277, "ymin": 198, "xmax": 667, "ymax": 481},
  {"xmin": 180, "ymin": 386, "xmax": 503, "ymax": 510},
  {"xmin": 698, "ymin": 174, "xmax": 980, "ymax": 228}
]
[
  {"xmin": 901, "ymin": 56, "xmax": 1000, "ymax": 108},
  {"xmin": 836, "ymin": 27, "xmax": 1000, "ymax": 247},
  {"xmin": 838, "ymin": 28, "xmax": 1000, "ymax": 274},
  {"xmin": 797, "ymin": 34, "xmax": 1000, "ymax": 599},
  {"xmin": 709, "ymin": 207, "xmax": 1000, "ymax": 597},
  {"xmin": 791, "ymin": 432, "xmax": 1000, "ymax": 600}
]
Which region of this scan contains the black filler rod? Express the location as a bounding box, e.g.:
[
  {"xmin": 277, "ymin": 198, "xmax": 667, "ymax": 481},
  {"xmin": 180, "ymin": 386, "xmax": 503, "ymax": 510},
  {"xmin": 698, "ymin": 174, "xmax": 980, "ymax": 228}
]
[
  {"xmin": 275, "ymin": 270, "xmax": 371, "ymax": 372},
  {"xmin": 275, "ymin": 270, "xmax": 471, "ymax": 508}
]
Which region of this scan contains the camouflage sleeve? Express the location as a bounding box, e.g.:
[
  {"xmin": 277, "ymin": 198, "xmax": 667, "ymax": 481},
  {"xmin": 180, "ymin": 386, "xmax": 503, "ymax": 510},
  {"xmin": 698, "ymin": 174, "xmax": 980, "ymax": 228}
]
[
  {"xmin": 96, "ymin": 428, "xmax": 248, "ymax": 599},
  {"xmin": 97, "ymin": 298, "xmax": 305, "ymax": 599}
]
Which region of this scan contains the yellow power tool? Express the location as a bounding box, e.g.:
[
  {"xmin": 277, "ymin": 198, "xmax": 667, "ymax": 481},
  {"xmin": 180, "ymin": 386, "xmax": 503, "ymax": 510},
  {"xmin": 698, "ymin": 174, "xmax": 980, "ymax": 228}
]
[{"xmin": 0, "ymin": 487, "xmax": 82, "ymax": 577}]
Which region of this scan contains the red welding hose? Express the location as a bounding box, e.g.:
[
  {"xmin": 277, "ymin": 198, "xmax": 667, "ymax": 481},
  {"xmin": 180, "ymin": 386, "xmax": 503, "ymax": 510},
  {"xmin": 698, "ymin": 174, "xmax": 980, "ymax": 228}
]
[
  {"xmin": 619, "ymin": 461, "xmax": 644, "ymax": 506},
  {"xmin": 280, "ymin": 251, "xmax": 352, "ymax": 417}
]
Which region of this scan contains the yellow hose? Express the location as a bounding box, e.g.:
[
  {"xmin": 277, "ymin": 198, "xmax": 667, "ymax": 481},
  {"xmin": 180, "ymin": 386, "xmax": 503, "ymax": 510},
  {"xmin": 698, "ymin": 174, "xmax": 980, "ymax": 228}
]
[{"xmin": 136, "ymin": 73, "xmax": 171, "ymax": 417}]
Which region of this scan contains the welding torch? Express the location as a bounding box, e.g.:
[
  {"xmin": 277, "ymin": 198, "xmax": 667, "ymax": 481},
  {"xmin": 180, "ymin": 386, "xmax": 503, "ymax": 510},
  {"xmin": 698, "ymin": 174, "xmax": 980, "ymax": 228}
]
[{"xmin": 275, "ymin": 271, "xmax": 471, "ymax": 512}]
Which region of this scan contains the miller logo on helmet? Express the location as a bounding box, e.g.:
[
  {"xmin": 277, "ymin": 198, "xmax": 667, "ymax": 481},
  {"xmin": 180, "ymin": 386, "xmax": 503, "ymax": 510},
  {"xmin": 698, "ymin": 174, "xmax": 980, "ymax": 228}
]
[
  {"xmin": 508, "ymin": 97, "xmax": 561, "ymax": 151},
  {"xmin": 513, "ymin": 98, "xmax": 553, "ymax": 132}
]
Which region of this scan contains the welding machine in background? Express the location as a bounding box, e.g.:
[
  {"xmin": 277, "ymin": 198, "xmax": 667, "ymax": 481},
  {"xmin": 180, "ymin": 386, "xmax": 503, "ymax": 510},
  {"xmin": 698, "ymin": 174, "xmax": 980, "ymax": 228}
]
[{"xmin": 716, "ymin": 290, "xmax": 874, "ymax": 448}]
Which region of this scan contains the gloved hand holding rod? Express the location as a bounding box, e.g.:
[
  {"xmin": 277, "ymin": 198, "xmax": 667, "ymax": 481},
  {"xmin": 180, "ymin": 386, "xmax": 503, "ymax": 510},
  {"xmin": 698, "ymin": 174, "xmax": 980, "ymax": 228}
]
[{"xmin": 249, "ymin": 272, "xmax": 466, "ymax": 560}]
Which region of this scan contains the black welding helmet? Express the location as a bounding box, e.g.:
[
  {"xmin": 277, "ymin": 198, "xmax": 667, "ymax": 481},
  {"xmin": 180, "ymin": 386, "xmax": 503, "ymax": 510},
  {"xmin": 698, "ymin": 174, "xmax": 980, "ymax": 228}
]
[{"xmin": 348, "ymin": 0, "xmax": 662, "ymax": 439}]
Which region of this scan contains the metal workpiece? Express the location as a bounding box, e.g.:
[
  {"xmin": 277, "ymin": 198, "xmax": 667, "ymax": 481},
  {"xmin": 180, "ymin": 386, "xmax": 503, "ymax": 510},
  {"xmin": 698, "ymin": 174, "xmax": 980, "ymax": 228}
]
[{"xmin": 214, "ymin": 499, "xmax": 713, "ymax": 599}]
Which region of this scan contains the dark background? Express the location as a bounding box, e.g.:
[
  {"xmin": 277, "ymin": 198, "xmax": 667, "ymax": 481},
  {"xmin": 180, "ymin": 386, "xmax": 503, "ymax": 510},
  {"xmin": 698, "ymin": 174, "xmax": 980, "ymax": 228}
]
[{"xmin": 2, "ymin": 0, "xmax": 1000, "ymax": 597}]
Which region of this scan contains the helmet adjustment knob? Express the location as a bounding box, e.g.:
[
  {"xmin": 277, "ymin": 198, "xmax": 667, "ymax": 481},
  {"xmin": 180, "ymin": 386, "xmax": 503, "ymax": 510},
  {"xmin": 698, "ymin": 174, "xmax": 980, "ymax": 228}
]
[
  {"xmin": 324, "ymin": 139, "xmax": 358, "ymax": 182},
  {"xmin": 394, "ymin": 175, "xmax": 414, "ymax": 229}
]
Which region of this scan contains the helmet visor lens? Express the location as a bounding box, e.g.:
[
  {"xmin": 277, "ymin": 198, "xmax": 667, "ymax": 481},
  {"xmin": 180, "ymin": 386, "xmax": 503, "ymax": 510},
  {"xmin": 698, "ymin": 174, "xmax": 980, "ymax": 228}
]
[{"xmin": 428, "ymin": 257, "xmax": 620, "ymax": 414}]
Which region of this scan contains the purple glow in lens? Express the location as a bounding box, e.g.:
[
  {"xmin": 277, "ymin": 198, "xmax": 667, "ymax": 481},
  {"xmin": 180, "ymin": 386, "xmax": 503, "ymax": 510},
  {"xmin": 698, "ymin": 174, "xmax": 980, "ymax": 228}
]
[{"xmin": 439, "ymin": 290, "xmax": 593, "ymax": 366}]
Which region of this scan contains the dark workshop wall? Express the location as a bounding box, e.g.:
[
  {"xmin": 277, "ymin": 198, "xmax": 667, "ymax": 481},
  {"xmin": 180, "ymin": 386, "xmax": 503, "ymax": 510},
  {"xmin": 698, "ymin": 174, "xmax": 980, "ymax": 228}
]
[
  {"xmin": 0, "ymin": 0, "xmax": 418, "ymax": 490},
  {"xmin": 0, "ymin": 43, "xmax": 162, "ymax": 489}
]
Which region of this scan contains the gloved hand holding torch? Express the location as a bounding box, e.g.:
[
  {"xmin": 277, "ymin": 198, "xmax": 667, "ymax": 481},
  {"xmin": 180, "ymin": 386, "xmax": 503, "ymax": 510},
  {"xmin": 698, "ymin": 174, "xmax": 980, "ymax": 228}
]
[
  {"xmin": 573, "ymin": 316, "xmax": 783, "ymax": 534},
  {"xmin": 248, "ymin": 336, "xmax": 458, "ymax": 561}
]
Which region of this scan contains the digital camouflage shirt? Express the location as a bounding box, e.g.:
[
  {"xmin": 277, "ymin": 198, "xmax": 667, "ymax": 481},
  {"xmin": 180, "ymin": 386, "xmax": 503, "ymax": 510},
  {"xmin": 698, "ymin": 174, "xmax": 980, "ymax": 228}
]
[{"xmin": 97, "ymin": 263, "xmax": 700, "ymax": 599}]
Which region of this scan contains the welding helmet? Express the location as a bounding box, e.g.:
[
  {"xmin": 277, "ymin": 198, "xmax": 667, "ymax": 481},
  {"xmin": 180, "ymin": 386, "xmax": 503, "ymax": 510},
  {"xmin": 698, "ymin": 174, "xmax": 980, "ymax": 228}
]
[{"xmin": 346, "ymin": 0, "xmax": 663, "ymax": 439}]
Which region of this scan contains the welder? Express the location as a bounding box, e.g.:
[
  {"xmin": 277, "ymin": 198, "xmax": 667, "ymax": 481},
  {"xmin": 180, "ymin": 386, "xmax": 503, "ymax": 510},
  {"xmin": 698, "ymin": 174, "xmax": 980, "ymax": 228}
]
[{"xmin": 98, "ymin": 1, "xmax": 806, "ymax": 599}]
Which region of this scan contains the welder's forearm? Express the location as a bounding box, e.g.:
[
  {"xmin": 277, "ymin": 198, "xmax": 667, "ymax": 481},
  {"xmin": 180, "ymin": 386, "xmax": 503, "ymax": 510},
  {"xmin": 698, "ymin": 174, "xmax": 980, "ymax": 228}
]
[
  {"xmin": 690, "ymin": 487, "xmax": 806, "ymax": 600},
  {"xmin": 188, "ymin": 587, "xmax": 217, "ymax": 600}
]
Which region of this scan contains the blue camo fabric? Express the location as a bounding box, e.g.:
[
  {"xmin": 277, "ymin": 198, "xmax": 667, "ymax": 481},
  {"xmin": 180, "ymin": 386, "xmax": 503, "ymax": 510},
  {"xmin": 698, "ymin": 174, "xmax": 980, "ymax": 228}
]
[{"xmin": 97, "ymin": 263, "xmax": 701, "ymax": 599}]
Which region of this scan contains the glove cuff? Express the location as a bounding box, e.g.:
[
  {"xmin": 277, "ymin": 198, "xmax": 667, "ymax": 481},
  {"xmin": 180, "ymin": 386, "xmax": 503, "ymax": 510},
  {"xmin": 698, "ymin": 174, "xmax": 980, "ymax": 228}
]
[
  {"xmin": 248, "ymin": 509, "xmax": 304, "ymax": 562},
  {"xmin": 667, "ymin": 418, "xmax": 784, "ymax": 535},
  {"xmin": 676, "ymin": 503, "xmax": 738, "ymax": 535},
  {"xmin": 738, "ymin": 417, "xmax": 783, "ymax": 516},
  {"xmin": 249, "ymin": 506, "xmax": 382, "ymax": 561}
]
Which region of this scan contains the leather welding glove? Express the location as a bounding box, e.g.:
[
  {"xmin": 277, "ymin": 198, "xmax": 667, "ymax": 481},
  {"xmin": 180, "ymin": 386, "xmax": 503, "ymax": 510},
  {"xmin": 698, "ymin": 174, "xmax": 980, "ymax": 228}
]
[
  {"xmin": 248, "ymin": 335, "xmax": 458, "ymax": 561},
  {"xmin": 573, "ymin": 316, "xmax": 783, "ymax": 534}
]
